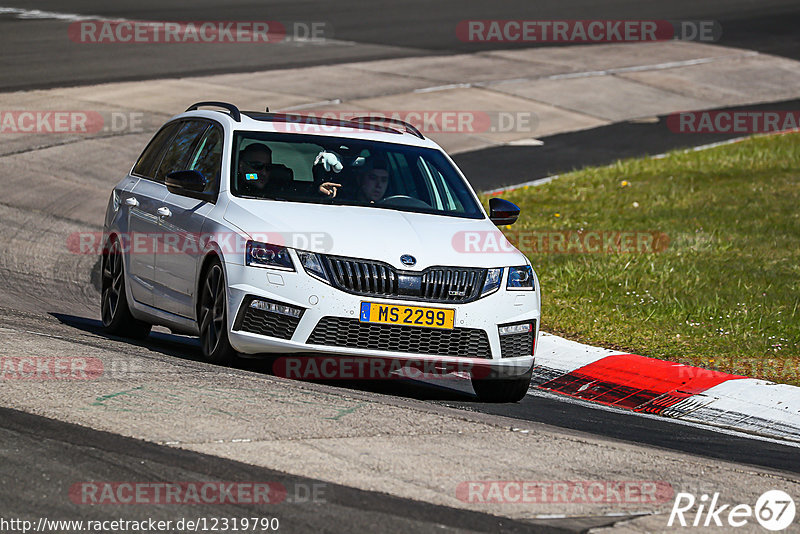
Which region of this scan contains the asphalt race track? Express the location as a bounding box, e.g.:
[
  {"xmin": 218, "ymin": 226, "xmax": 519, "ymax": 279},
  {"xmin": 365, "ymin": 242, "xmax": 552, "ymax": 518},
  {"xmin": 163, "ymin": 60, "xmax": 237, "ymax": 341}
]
[
  {"xmin": 0, "ymin": 407, "xmax": 567, "ymax": 533},
  {"xmin": 2, "ymin": 1, "xmax": 800, "ymax": 532},
  {"xmin": 0, "ymin": 0, "xmax": 799, "ymax": 91}
]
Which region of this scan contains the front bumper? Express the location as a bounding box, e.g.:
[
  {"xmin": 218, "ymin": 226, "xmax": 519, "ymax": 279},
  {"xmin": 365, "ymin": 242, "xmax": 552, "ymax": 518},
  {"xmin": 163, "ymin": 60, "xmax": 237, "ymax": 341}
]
[{"xmin": 223, "ymin": 261, "xmax": 540, "ymax": 378}]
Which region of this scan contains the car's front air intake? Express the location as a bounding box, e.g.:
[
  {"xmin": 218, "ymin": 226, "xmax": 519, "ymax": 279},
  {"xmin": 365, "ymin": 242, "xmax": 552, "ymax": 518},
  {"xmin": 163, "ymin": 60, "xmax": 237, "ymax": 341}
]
[
  {"xmin": 307, "ymin": 317, "xmax": 492, "ymax": 358},
  {"xmin": 233, "ymin": 296, "xmax": 303, "ymax": 340},
  {"xmin": 420, "ymin": 268, "xmax": 482, "ymax": 301},
  {"xmin": 323, "ymin": 255, "xmax": 485, "ymax": 303},
  {"xmin": 326, "ymin": 256, "xmax": 398, "ymax": 296}
]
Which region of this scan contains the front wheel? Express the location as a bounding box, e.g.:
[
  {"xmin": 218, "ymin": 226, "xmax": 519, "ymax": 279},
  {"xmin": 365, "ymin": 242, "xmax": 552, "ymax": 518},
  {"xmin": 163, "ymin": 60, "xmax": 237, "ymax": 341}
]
[
  {"xmin": 471, "ymin": 370, "xmax": 532, "ymax": 403},
  {"xmin": 198, "ymin": 259, "xmax": 237, "ymax": 365},
  {"xmin": 100, "ymin": 238, "xmax": 151, "ymax": 339}
]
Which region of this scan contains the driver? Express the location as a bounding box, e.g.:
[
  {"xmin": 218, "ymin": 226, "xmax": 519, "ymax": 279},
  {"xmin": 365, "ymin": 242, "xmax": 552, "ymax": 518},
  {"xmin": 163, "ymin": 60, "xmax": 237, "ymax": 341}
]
[
  {"xmin": 311, "ymin": 151, "xmax": 390, "ymax": 202},
  {"xmin": 237, "ymin": 143, "xmax": 280, "ymax": 197}
]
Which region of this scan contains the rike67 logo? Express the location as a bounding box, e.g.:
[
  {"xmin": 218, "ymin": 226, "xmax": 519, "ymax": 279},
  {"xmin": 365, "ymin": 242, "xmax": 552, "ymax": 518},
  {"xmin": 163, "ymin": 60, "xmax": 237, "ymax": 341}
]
[{"xmin": 669, "ymin": 490, "xmax": 796, "ymax": 531}]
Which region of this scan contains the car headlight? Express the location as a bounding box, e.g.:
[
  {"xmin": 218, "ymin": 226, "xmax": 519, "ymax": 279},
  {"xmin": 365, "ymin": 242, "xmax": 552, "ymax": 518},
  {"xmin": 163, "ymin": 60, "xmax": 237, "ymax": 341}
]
[
  {"xmin": 246, "ymin": 240, "xmax": 294, "ymax": 270},
  {"xmin": 507, "ymin": 265, "xmax": 534, "ymax": 290},
  {"xmin": 297, "ymin": 251, "xmax": 329, "ymax": 283},
  {"xmin": 481, "ymin": 268, "xmax": 503, "ymax": 296}
]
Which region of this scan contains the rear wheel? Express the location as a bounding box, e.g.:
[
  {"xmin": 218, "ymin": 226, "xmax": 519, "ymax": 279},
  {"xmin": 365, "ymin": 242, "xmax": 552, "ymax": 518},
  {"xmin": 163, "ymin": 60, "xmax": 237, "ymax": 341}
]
[
  {"xmin": 471, "ymin": 370, "xmax": 532, "ymax": 403},
  {"xmin": 198, "ymin": 259, "xmax": 237, "ymax": 365},
  {"xmin": 101, "ymin": 238, "xmax": 151, "ymax": 339}
]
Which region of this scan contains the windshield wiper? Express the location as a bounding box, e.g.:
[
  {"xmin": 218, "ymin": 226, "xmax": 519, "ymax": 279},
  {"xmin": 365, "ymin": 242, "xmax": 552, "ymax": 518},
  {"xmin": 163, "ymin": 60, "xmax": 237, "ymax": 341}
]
[{"xmin": 238, "ymin": 194, "xmax": 282, "ymax": 200}]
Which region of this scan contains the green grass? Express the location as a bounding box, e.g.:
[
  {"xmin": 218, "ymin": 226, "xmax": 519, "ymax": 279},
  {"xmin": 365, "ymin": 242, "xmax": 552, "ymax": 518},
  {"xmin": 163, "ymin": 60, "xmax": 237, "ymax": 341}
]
[{"xmin": 484, "ymin": 132, "xmax": 800, "ymax": 384}]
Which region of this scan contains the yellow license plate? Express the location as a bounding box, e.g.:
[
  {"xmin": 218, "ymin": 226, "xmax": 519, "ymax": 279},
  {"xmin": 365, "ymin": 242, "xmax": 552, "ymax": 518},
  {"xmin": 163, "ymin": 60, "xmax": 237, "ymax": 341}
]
[{"xmin": 359, "ymin": 302, "xmax": 455, "ymax": 330}]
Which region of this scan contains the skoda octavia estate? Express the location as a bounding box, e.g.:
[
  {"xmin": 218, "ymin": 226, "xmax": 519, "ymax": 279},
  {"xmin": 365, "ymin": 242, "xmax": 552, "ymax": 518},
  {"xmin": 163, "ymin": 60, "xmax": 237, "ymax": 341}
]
[{"xmin": 101, "ymin": 101, "xmax": 540, "ymax": 402}]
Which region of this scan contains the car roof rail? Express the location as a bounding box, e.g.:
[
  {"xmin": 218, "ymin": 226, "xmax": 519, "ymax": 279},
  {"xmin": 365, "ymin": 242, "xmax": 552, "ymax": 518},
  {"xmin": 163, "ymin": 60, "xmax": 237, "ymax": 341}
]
[
  {"xmin": 241, "ymin": 112, "xmax": 404, "ymax": 136},
  {"xmin": 185, "ymin": 101, "xmax": 241, "ymax": 122},
  {"xmin": 349, "ymin": 116, "xmax": 425, "ymax": 139}
]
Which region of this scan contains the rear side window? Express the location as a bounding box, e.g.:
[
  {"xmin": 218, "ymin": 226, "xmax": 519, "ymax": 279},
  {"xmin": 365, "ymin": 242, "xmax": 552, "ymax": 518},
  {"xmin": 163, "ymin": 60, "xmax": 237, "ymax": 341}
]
[
  {"xmin": 132, "ymin": 122, "xmax": 179, "ymax": 178},
  {"xmin": 154, "ymin": 120, "xmax": 210, "ymax": 183}
]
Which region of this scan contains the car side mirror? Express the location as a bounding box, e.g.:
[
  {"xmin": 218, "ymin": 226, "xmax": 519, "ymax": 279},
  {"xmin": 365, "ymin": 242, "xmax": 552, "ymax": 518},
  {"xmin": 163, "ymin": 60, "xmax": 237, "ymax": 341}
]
[
  {"xmin": 166, "ymin": 170, "xmax": 215, "ymax": 202},
  {"xmin": 489, "ymin": 197, "xmax": 521, "ymax": 226}
]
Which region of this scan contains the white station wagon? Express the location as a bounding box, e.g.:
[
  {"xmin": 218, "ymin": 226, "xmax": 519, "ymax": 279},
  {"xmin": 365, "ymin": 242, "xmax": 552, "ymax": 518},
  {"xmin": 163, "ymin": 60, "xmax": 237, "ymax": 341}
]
[{"xmin": 101, "ymin": 102, "xmax": 540, "ymax": 402}]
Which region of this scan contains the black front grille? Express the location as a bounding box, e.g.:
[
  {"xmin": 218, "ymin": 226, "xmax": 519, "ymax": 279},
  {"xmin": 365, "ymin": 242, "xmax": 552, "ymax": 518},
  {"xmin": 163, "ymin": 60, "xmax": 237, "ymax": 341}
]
[
  {"xmin": 499, "ymin": 321, "xmax": 536, "ymax": 358},
  {"xmin": 233, "ymin": 297, "xmax": 303, "ymax": 340},
  {"xmin": 323, "ymin": 255, "xmax": 485, "ymax": 303},
  {"xmin": 420, "ymin": 268, "xmax": 483, "ymax": 302},
  {"xmin": 307, "ymin": 317, "xmax": 492, "ymax": 358},
  {"xmin": 326, "ymin": 256, "xmax": 397, "ymax": 296}
]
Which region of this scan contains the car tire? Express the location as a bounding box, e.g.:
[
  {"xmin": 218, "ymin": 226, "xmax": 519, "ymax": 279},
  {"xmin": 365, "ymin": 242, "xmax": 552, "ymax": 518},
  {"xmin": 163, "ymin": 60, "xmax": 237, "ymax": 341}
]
[
  {"xmin": 198, "ymin": 258, "xmax": 237, "ymax": 365},
  {"xmin": 471, "ymin": 370, "xmax": 532, "ymax": 403},
  {"xmin": 101, "ymin": 237, "xmax": 152, "ymax": 339}
]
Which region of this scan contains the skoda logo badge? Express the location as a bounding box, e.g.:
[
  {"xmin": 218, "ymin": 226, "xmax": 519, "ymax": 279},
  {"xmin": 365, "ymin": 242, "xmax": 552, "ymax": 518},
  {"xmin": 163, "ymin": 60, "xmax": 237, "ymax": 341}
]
[{"xmin": 400, "ymin": 254, "xmax": 416, "ymax": 267}]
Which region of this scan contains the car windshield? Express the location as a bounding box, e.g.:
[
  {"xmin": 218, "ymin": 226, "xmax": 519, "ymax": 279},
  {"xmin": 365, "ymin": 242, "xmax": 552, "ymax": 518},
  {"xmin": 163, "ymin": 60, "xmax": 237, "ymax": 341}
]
[{"xmin": 230, "ymin": 131, "xmax": 484, "ymax": 219}]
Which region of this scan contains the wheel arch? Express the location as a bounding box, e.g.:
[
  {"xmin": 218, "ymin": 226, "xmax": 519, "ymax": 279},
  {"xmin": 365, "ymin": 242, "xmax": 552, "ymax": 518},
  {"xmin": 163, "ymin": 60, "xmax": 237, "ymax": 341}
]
[{"xmin": 195, "ymin": 247, "xmax": 226, "ymax": 324}]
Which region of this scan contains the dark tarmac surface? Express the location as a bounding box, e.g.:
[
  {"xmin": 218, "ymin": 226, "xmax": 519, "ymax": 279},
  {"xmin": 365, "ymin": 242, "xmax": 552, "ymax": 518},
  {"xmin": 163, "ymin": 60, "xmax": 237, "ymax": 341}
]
[{"xmin": 0, "ymin": 0, "xmax": 798, "ymax": 91}]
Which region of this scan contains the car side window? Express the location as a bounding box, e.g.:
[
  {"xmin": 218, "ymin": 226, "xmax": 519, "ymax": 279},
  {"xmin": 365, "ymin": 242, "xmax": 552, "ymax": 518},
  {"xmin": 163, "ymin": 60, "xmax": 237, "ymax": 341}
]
[
  {"xmin": 187, "ymin": 124, "xmax": 223, "ymax": 196},
  {"xmin": 153, "ymin": 120, "xmax": 210, "ymax": 183},
  {"xmin": 132, "ymin": 122, "xmax": 179, "ymax": 179}
]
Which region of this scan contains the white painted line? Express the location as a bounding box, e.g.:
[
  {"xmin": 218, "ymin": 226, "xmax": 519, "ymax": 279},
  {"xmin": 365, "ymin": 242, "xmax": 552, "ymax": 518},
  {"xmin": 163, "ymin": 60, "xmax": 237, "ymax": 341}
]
[
  {"xmin": 650, "ymin": 136, "xmax": 750, "ymax": 159},
  {"xmin": 0, "ymin": 7, "xmax": 357, "ymax": 47},
  {"xmin": 23, "ymin": 330, "xmax": 75, "ymax": 342},
  {"xmin": 507, "ymin": 138, "xmax": 544, "ymax": 146},
  {"xmin": 541, "ymin": 54, "xmax": 759, "ymax": 81},
  {"xmin": 414, "ymin": 83, "xmax": 472, "ymax": 93},
  {"xmin": 0, "ymin": 7, "xmax": 118, "ymax": 22},
  {"xmin": 482, "ymin": 130, "xmax": 790, "ymax": 195},
  {"xmin": 483, "ymin": 175, "xmax": 558, "ymax": 195},
  {"xmin": 286, "ymin": 37, "xmax": 359, "ymax": 47},
  {"xmin": 409, "ymin": 52, "xmax": 759, "ymax": 96}
]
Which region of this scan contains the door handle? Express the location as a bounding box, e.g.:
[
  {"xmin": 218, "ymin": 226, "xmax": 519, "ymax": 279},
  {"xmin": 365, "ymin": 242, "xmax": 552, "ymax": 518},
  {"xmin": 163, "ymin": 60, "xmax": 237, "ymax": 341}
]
[
  {"xmin": 124, "ymin": 197, "xmax": 139, "ymax": 207},
  {"xmin": 157, "ymin": 207, "xmax": 172, "ymax": 218}
]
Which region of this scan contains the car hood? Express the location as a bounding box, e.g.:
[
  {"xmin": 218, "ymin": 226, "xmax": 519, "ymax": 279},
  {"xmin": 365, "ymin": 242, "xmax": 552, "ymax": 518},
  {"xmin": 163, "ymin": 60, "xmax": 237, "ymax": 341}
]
[{"xmin": 223, "ymin": 199, "xmax": 527, "ymax": 270}]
